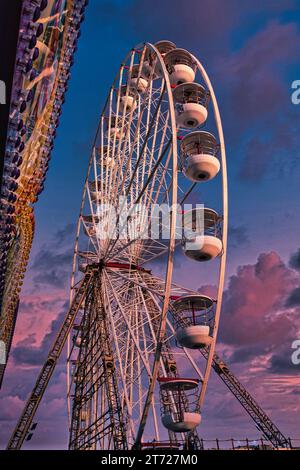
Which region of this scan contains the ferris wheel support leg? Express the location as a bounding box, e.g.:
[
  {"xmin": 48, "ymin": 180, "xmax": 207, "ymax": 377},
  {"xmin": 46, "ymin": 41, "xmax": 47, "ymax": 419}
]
[
  {"xmin": 6, "ymin": 267, "xmax": 96, "ymax": 450},
  {"xmin": 200, "ymin": 348, "xmax": 291, "ymax": 449}
]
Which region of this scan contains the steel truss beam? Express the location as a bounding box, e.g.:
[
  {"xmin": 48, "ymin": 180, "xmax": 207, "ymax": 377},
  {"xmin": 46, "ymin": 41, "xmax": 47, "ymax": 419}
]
[
  {"xmin": 6, "ymin": 267, "xmax": 96, "ymax": 450},
  {"xmin": 200, "ymin": 348, "xmax": 290, "ymax": 449},
  {"xmin": 69, "ymin": 276, "xmax": 127, "ymax": 450}
]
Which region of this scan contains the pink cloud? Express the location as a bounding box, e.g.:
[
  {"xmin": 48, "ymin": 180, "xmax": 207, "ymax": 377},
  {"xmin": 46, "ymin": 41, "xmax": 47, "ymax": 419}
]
[
  {"xmin": 220, "ymin": 251, "xmax": 299, "ymax": 347},
  {"xmin": 0, "ymin": 396, "xmax": 24, "ymax": 421},
  {"xmin": 13, "ymin": 292, "xmax": 67, "ymax": 347}
]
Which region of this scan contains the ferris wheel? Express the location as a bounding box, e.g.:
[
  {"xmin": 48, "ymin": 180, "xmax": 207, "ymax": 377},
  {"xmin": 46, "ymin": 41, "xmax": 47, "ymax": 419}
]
[
  {"xmin": 7, "ymin": 40, "xmax": 291, "ymax": 452},
  {"xmin": 66, "ymin": 40, "xmax": 228, "ymax": 450}
]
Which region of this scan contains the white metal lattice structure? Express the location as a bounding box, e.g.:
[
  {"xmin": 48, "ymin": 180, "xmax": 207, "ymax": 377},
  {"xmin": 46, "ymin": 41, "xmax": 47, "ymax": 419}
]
[{"xmin": 66, "ymin": 40, "xmax": 228, "ymax": 450}]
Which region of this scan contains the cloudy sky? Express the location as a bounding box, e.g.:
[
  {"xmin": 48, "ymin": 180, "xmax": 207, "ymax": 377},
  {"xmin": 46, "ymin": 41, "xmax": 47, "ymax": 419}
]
[{"xmin": 1, "ymin": 0, "xmax": 300, "ymax": 448}]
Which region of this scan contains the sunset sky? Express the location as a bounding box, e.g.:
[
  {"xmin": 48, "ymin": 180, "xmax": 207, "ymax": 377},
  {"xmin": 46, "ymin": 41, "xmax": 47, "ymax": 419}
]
[{"xmin": 1, "ymin": 0, "xmax": 300, "ymax": 448}]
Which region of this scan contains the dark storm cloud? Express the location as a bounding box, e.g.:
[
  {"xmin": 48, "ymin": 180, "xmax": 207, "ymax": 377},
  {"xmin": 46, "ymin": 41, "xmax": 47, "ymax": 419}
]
[
  {"xmin": 15, "ymin": 297, "xmax": 63, "ymax": 318},
  {"xmin": 228, "ymin": 225, "xmax": 249, "ymax": 248},
  {"xmin": 238, "ymin": 114, "xmax": 300, "ymax": 181},
  {"xmin": 216, "ymin": 20, "xmax": 300, "ymax": 181},
  {"xmin": 268, "ymin": 346, "xmax": 300, "ymax": 374},
  {"xmin": 12, "ymin": 301, "xmax": 69, "ymax": 366},
  {"xmin": 31, "ymin": 246, "xmax": 73, "ymax": 289},
  {"xmin": 229, "ymin": 346, "xmax": 259, "ymax": 364},
  {"xmin": 29, "ymin": 222, "xmax": 77, "ymax": 288},
  {"xmin": 54, "ymin": 223, "xmax": 76, "ymax": 246},
  {"xmin": 34, "ymin": 270, "xmax": 69, "ymax": 289},
  {"xmin": 218, "ymin": 21, "xmax": 300, "ymax": 123},
  {"xmin": 289, "ymin": 248, "xmax": 300, "ymax": 272},
  {"xmin": 285, "ymin": 287, "xmax": 300, "ymax": 307},
  {"xmin": 32, "ymin": 248, "xmax": 72, "ymax": 272},
  {"xmin": 206, "ymin": 389, "xmax": 245, "ymax": 421}
]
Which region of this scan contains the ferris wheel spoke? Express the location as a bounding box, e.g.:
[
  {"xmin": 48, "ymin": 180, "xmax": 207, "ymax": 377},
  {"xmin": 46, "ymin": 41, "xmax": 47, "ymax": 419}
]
[
  {"xmin": 103, "ymin": 82, "xmax": 169, "ymax": 260},
  {"xmin": 101, "ymin": 277, "xmax": 138, "ymax": 440},
  {"xmin": 135, "ymin": 280, "xmax": 177, "ymax": 441},
  {"xmin": 109, "ymin": 65, "xmax": 160, "ymax": 204},
  {"xmin": 104, "ymin": 143, "xmax": 173, "ymax": 264},
  {"xmin": 105, "ymin": 272, "xmax": 157, "ymax": 368},
  {"xmin": 107, "ymin": 49, "xmax": 143, "ymax": 188},
  {"xmin": 139, "ymin": 278, "xmax": 205, "ymax": 380},
  {"xmin": 104, "ymin": 269, "xmax": 164, "ymax": 443},
  {"xmin": 136, "ymin": 239, "xmax": 181, "ymax": 266}
]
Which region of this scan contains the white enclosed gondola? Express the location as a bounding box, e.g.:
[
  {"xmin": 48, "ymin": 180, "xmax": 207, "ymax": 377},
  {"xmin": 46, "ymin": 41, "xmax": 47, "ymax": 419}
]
[
  {"xmin": 173, "ymin": 82, "xmax": 209, "ymax": 129},
  {"xmin": 98, "ymin": 146, "xmax": 115, "ymax": 168},
  {"xmin": 180, "ymin": 131, "xmax": 220, "ymax": 182},
  {"xmin": 182, "ymin": 207, "xmax": 222, "ymax": 261},
  {"xmin": 159, "ymin": 378, "xmax": 201, "ymax": 432},
  {"xmin": 119, "ymin": 85, "xmax": 137, "ymax": 112},
  {"xmin": 105, "ymin": 116, "xmax": 121, "ymax": 139},
  {"xmin": 173, "ymin": 294, "xmax": 214, "ymax": 349},
  {"xmin": 129, "ymin": 64, "xmax": 149, "ymax": 93},
  {"xmin": 164, "ymin": 48, "xmax": 196, "ymax": 85},
  {"xmin": 155, "ymin": 40, "xmax": 176, "ymax": 56},
  {"xmin": 143, "ymin": 40, "xmax": 176, "ymax": 79}
]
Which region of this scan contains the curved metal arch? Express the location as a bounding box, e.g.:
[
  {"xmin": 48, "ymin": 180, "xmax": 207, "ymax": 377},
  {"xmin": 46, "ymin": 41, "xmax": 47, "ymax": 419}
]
[{"xmin": 190, "ymin": 54, "xmax": 228, "ymax": 409}]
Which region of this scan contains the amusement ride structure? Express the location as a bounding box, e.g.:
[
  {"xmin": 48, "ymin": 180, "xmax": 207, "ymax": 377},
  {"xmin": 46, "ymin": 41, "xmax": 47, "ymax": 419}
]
[
  {"xmin": 6, "ymin": 40, "xmax": 291, "ymax": 450},
  {"xmin": 0, "ymin": 0, "xmax": 87, "ymax": 387}
]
